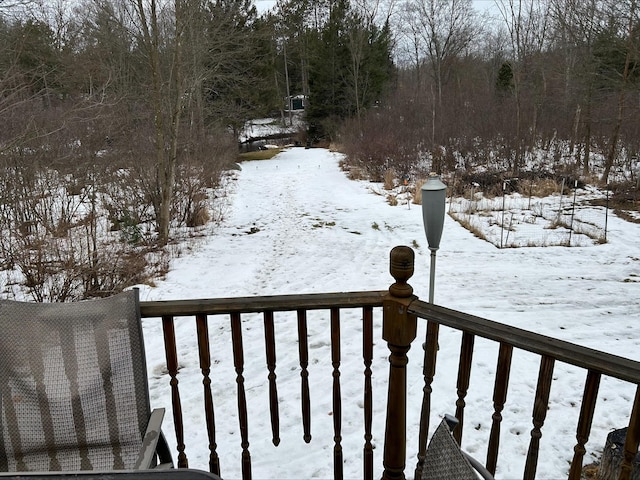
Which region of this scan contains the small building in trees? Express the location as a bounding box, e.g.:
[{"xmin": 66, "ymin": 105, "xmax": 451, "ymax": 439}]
[{"xmin": 286, "ymin": 95, "xmax": 307, "ymax": 111}]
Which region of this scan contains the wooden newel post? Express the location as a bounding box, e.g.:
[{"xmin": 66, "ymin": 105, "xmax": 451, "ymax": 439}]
[{"xmin": 382, "ymin": 246, "xmax": 418, "ymax": 480}]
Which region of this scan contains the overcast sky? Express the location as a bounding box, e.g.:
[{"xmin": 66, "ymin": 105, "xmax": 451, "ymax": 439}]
[{"xmin": 254, "ymin": 0, "xmax": 500, "ymax": 15}]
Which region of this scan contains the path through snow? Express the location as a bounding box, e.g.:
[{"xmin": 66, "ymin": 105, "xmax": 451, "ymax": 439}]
[{"xmin": 139, "ymin": 148, "xmax": 640, "ymax": 480}]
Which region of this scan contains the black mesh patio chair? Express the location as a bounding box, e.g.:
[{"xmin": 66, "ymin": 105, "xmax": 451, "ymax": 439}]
[
  {"xmin": 0, "ymin": 289, "xmax": 173, "ymax": 472},
  {"xmin": 0, "ymin": 469, "xmax": 221, "ymax": 479},
  {"xmin": 422, "ymin": 415, "xmax": 494, "ymax": 480}
]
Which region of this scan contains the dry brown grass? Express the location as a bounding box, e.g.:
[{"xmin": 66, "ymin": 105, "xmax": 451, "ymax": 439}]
[
  {"xmin": 612, "ymin": 209, "xmax": 640, "ymax": 224},
  {"xmin": 238, "ymin": 149, "xmax": 282, "ymax": 161},
  {"xmin": 581, "ymin": 462, "xmax": 599, "ymax": 480},
  {"xmin": 449, "ymin": 212, "xmax": 488, "ymax": 241},
  {"xmin": 187, "ymin": 203, "xmax": 211, "ymax": 227},
  {"xmin": 383, "ymin": 169, "xmax": 396, "ymax": 190},
  {"xmin": 529, "ymin": 178, "xmax": 560, "ymax": 197},
  {"xmin": 462, "ymin": 186, "xmax": 485, "ymax": 202},
  {"xmin": 412, "ymin": 178, "xmax": 427, "ymax": 205},
  {"xmin": 347, "ymin": 166, "xmax": 368, "ymax": 180},
  {"xmin": 328, "ymin": 142, "xmax": 343, "ymax": 152}
]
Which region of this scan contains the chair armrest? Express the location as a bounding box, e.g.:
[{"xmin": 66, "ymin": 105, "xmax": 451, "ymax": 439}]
[
  {"xmin": 134, "ymin": 408, "xmax": 171, "ymax": 469},
  {"xmin": 462, "ymin": 451, "xmax": 495, "ymax": 480}
]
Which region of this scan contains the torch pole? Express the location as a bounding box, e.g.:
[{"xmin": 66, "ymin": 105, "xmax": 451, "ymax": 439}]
[{"xmin": 429, "ymin": 248, "xmax": 437, "ymax": 304}]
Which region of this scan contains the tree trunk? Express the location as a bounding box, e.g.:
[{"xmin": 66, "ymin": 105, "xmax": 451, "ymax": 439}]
[
  {"xmin": 603, "ymin": 94, "xmax": 624, "ymax": 185},
  {"xmin": 135, "ymin": 0, "xmax": 184, "ymax": 246},
  {"xmin": 583, "ymin": 94, "xmax": 592, "ymax": 176},
  {"xmin": 598, "ymin": 428, "xmax": 640, "ymax": 480},
  {"xmin": 602, "ymin": 0, "xmax": 636, "ymax": 185},
  {"xmin": 283, "ymin": 41, "xmax": 292, "ymax": 126},
  {"xmin": 571, "ymin": 104, "xmax": 580, "ymax": 169},
  {"xmin": 136, "ymin": 0, "xmax": 168, "ymax": 244}
]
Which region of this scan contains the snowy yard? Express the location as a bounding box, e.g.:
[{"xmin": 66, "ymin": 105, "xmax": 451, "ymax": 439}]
[
  {"xmin": 448, "ymin": 189, "xmax": 609, "ymax": 248},
  {"xmin": 137, "ymin": 147, "xmax": 640, "ymax": 479}
]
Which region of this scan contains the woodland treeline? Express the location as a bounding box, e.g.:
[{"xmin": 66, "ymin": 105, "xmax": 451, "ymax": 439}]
[
  {"xmin": 340, "ymin": 0, "xmax": 640, "ymax": 190},
  {"xmin": 0, "ymin": 0, "xmax": 393, "ymax": 298},
  {"xmin": 0, "ymin": 0, "xmax": 638, "ymax": 299}
]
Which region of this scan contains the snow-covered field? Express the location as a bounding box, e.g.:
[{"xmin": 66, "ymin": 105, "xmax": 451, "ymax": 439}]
[
  {"xmin": 239, "ymin": 115, "xmax": 305, "ymax": 144},
  {"xmin": 138, "ymin": 147, "xmax": 640, "ymax": 479},
  {"xmin": 448, "ymin": 187, "xmax": 609, "ymax": 248}
]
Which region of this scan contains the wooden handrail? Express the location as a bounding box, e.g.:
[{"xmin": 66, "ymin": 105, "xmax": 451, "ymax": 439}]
[
  {"xmin": 408, "ymin": 297, "xmax": 640, "ymax": 480},
  {"xmin": 408, "ymin": 300, "xmax": 640, "ymax": 384},
  {"xmin": 140, "ymin": 291, "xmax": 386, "ymax": 317}
]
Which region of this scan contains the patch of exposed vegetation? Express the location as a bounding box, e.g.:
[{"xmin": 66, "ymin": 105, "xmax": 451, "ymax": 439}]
[
  {"xmin": 238, "ymin": 149, "xmax": 283, "ymax": 161},
  {"xmin": 591, "ymin": 181, "xmax": 640, "ymax": 223}
]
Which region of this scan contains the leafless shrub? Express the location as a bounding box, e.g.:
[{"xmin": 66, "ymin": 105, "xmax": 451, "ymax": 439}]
[
  {"xmin": 349, "ymin": 167, "xmax": 368, "ymax": 180},
  {"xmin": 431, "ymin": 146, "xmax": 444, "ymax": 174},
  {"xmin": 0, "ymin": 163, "xmax": 165, "ymax": 300},
  {"xmin": 341, "ymin": 110, "xmax": 420, "ymax": 182},
  {"xmin": 81, "ymin": 246, "xmax": 167, "ymax": 298},
  {"xmin": 169, "ymin": 127, "xmax": 235, "ymax": 229},
  {"xmin": 0, "ymin": 90, "xmax": 231, "ymax": 300},
  {"xmin": 383, "ymin": 169, "xmax": 396, "ymax": 190}
]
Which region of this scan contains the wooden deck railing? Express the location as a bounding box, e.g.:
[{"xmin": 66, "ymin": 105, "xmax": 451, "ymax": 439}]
[{"xmin": 140, "ymin": 246, "xmax": 640, "ymax": 480}]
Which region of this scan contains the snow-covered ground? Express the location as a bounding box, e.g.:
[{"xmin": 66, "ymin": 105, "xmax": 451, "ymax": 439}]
[
  {"xmin": 239, "ymin": 115, "xmax": 305, "ymax": 144},
  {"xmin": 138, "ymin": 147, "xmax": 640, "ymax": 479}
]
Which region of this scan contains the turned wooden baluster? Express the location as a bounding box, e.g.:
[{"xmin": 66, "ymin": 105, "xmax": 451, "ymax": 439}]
[
  {"xmin": 263, "ymin": 310, "xmax": 280, "ymax": 446},
  {"xmin": 230, "ymin": 312, "xmax": 252, "ymax": 480},
  {"xmin": 331, "ymin": 307, "xmax": 343, "ymax": 480},
  {"xmin": 196, "ymin": 313, "xmax": 220, "ymax": 476},
  {"xmin": 486, "ymin": 342, "xmax": 513, "ymax": 475},
  {"xmin": 568, "ymin": 369, "xmax": 600, "ymax": 480},
  {"xmin": 454, "ymin": 331, "xmax": 475, "ymax": 444},
  {"xmin": 363, "ymin": 306, "xmax": 374, "ymax": 480},
  {"xmin": 523, "ymin": 355, "xmax": 555, "ymax": 480},
  {"xmin": 297, "ymin": 309, "xmax": 312, "ymax": 443},
  {"xmin": 381, "ymin": 246, "xmax": 417, "ymax": 480},
  {"xmin": 162, "ymin": 315, "xmax": 188, "ymax": 468},
  {"xmin": 414, "ymin": 320, "xmax": 439, "ymax": 480},
  {"xmin": 619, "ymin": 385, "xmax": 640, "ymax": 480}
]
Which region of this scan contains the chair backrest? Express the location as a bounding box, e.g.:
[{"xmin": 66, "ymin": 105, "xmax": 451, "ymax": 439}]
[
  {"xmin": 0, "ymin": 290, "xmax": 151, "ymax": 472},
  {"xmin": 421, "ymin": 415, "xmax": 494, "ymax": 480}
]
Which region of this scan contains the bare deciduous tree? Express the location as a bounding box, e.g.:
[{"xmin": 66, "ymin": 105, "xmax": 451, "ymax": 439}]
[
  {"xmin": 399, "ymin": 0, "xmax": 478, "ymax": 146},
  {"xmin": 496, "ymin": 0, "xmax": 550, "ymax": 173}
]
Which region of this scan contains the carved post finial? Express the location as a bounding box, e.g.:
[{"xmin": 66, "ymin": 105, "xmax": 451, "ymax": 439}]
[
  {"xmin": 389, "ymin": 246, "xmax": 414, "ymax": 298},
  {"xmin": 382, "ymin": 246, "xmax": 417, "ymax": 480}
]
